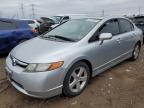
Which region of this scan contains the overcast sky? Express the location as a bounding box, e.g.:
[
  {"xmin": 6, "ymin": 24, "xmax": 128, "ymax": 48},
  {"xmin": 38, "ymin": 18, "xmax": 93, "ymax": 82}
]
[{"xmin": 0, "ymin": 0, "xmax": 144, "ymax": 19}]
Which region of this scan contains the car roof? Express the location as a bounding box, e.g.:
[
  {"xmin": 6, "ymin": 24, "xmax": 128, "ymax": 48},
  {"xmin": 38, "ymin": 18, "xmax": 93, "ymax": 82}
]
[
  {"xmin": 55, "ymin": 15, "xmax": 69, "ymax": 17},
  {"xmin": 72, "ymin": 16, "xmax": 128, "ymax": 21},
  {"xmin": 21, "ymin": 19, "xmax": 37, "ymax": 21},
  {"xmin": 0, "ymin": 18, "xmax": 29, "ymax": 23},
  {"xmin": 126, "ymin": 15, "xmax": 144, "ymax": 18},
  {"xmin": 0, "ymin": 18, "xmax": 19, "ymax": 22},
  {"xmin": 134, "ymin": 16, "xmax": 144, "ymax": 18}
]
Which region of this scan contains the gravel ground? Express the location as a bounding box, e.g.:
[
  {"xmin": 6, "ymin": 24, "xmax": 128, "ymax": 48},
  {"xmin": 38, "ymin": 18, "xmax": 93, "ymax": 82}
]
[{"xmin": 0, "ymin": 47, "xmax": 144, "ymax": 108}]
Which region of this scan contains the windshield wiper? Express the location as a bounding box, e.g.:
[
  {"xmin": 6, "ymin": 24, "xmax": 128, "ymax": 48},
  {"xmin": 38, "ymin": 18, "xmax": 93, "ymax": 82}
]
[{"xmin": 48, "ymin": 35, "xmax": 75, "ymax": 42}]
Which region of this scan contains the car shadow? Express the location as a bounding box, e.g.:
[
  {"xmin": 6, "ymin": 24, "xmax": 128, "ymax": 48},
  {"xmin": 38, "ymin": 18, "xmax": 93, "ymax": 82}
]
[{"xmin": 0, "ymin": 54, "xmax": 8, "ymax": 58}]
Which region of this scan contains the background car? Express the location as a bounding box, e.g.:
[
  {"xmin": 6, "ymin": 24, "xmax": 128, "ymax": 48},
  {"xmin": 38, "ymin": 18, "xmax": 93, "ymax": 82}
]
[
  {"xmin": 5, "ymin": 17, "xmax": 143, "ymax": 98},
  {"xmin": 50, "ymin": 15, "xmax": 70, "ymax": 27},
  {"xmin": 21, "ymin": 19, "xmax": 40, "ymax": 29},
  {"xmin": 21, "ymin": 19, "xmax": 40, "ymax": 34},
  {"xmin": 39, "ymin": 15, "xmax": 70, "ymax": 34},
  {"xmin": 129, "ymin": 15, "xmax": 144, "ymax": 42},
  {"xmin": 0, "ymin": 18, "xmax": 37, "ymax": 55}
]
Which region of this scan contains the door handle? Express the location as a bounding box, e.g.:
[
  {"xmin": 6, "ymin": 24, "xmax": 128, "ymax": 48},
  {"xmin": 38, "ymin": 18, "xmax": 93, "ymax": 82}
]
[
  {"xmin": 116, "ymin": 38, "xmax": 122, "ymax": 44},
  {"xmin": 132, "ymin": 33, "xmax": 136, "ymax": 37}
]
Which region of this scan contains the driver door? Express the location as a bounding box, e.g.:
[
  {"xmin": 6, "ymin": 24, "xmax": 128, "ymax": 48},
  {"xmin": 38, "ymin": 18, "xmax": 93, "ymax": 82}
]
[{"xmin": 89, "ymin": 19, "xmax": 123, "ymax": 75}]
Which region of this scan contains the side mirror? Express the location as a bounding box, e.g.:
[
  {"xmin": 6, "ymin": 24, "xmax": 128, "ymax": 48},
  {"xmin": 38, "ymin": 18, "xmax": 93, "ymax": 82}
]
[{"xmin": 99, "ymin": 33, "xmax": 112, "ymax": 45}]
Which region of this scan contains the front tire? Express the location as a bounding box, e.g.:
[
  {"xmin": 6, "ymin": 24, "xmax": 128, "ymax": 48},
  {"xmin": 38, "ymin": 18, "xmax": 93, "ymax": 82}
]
[{"xmin": 63, "ymin": 62, "xmax": 90, "ymax": 97}]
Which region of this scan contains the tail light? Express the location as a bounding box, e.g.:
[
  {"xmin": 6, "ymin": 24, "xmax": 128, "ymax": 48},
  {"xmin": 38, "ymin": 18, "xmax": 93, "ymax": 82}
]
[{"xmin": 32, "ymin": 29, "xmax": 38, "ymax": 33}]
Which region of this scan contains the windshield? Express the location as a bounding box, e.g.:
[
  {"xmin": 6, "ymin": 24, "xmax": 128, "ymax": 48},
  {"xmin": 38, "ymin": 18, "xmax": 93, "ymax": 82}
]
[
  {"xmin": 42, "ymin": 19, "xmax": 100, "ymax": 41},
  {"xmin": 50, "ymin": 16, "xmax": 63, "ymax": 24}
]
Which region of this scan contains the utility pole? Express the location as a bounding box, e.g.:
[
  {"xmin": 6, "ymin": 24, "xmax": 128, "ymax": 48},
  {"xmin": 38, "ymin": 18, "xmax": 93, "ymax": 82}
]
[
  {"xmin": 20, "ymin": 3, "xmax": 25, "ymax": 18},
  {"xmin": 31, "ymin": 4, "xmax": 35, "ymax": 19},
  {"xmin": 16, "ymin": 12, "xmax": 19, "ymax": 19},
  {"xmin": 102, "ymin": 9, "xmax": 105, "ymax": 17},
  {"xmin": 0, "ymin": 11, "xmax": 2, "ymax": 17},
  {"xmin": 138, "ymin": 7, "xmax": 141, "ymax": 15}
]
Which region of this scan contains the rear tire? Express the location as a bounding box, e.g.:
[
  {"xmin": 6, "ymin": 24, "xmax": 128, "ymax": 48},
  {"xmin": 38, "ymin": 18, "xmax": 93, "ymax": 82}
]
[
  {"xmin": 130, "ymin": 43, "xmax": 141, "ymax": 61},
  {"xmin": 63, "ymin": 62, "xmax": 90, "ymax": 97}
]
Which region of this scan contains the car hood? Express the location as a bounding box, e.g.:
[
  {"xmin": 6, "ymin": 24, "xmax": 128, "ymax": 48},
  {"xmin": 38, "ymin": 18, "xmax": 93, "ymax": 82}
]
[{"xmin": 11, "ymin": 37, "xmax": 74, "ymax": 63}]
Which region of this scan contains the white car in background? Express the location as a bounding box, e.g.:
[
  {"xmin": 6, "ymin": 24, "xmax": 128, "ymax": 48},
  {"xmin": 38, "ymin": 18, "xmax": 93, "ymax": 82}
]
[
  {"xmin": 50, "ymin": 15, "xmax": 70, "ymax": 28},
  {"xmin": 39, "ymin": 15, "xmax": 70, "ymax": 34},
  {"xmin": 21, "ymin": 19, "xmax": 40, "ymax": 29}
]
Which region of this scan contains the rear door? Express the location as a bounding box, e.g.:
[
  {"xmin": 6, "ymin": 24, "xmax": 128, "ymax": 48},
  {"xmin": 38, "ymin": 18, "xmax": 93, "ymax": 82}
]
[{"xmin": 118, "ymin": 18, "xmax": 136, "ymax": 55}]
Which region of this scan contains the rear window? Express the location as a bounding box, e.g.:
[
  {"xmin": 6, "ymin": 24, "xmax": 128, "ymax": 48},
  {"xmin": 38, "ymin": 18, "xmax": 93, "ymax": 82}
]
[
  {"xmin": 0, "ymin": 21, "xmax": 17, "ymax": 30},
  {"xmin": 28, "ymin": 20, "xmax": 35, "ymax": 24}
]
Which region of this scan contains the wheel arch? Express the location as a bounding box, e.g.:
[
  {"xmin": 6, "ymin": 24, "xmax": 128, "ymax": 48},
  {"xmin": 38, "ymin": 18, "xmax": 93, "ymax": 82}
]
[
  {"xmin": 137, "ymin": 40, "xmax": 142, "ymax": 47},
  {"xmin": 63, "ymin": 57, "xmax": 93, "ymax": 79}
]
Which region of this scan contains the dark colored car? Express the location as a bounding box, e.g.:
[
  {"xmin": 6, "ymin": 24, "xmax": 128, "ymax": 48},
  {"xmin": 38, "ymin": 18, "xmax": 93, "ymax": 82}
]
[
  {"xmin": 0, "ymin": 18, "xmax": 37, "ymax": 55},
  {"xmin": 39, "ymin": 15, "xmax": 70, "ymax": 34},
  {"xmin": 129, "ymin": 16, "xmax": 144, "ymax": 42},
  {"xmin": 38, "ymin": 17, "xmax": 55, "ymax": 34}
]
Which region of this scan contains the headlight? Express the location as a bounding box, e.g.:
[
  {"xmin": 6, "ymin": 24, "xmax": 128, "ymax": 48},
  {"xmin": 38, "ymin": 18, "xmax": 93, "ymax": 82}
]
[{"xmin": 24, "ymin": 61, "xmax": 64, "ymax": 72}]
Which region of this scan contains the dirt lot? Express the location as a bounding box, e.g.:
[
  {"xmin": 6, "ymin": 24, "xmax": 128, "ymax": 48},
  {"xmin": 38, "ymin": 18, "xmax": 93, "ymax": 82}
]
[{"xmin": 0, "ymin": 47, "xmax": 144, "ymax": 108}]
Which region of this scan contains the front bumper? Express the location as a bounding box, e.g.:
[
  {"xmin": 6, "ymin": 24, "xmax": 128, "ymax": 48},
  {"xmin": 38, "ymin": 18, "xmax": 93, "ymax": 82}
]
[{"xmin": 5, "ymin": 56, "xmax": 65, "ymax": 98}]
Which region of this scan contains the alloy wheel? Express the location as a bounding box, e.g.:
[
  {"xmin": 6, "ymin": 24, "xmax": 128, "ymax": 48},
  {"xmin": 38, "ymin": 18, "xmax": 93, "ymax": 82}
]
[
  {"xmin": 69, "ymin": 67, "xmax": 88, "ymax": 93},
  {"xmin": 133, "ymin": 44, "xmax": 140, "ymax": 59}
]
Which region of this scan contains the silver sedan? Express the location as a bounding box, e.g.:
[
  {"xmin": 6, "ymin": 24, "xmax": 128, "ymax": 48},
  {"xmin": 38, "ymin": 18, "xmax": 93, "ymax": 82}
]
[{"xmin": 5, "ymin": 17, "xmax": 143, "ymax": 98}]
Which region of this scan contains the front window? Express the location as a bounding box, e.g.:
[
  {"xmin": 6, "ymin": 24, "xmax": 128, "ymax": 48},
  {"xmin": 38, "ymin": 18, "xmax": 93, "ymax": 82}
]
[
  {"xmin": 28, "ymin": 20, "xmax": 35, "ymax": 24},
  {"xmin": 99, "ymin": 19, "xmax": 120, "ymax": 36},
  {"xmin": 42, "ymin": 19, "xmax": 100, "ymax": 41}
]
